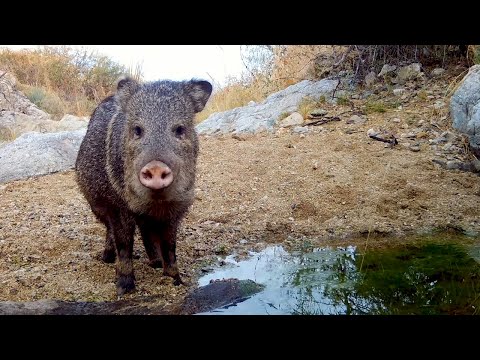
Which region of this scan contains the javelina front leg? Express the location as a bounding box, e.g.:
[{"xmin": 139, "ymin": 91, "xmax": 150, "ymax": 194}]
[
  {"xmin": 136, "ymin": 216, "xmax": 162, "ymax": 269},
  {"xmin": 111, "ymin": 211, "xmax": 136, "ymax": 296},
  {"xmin": 158, "ymin": 224, "xmax": 184, "ymax": 286},
  {"xmin": 137, "ymin": 217, "xmax": 183, "ymax": 285}
]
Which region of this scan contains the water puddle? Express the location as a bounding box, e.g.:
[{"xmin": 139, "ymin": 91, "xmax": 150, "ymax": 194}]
[{"xmin": 198, "ymin": 234, "xmax": 480, "ymax": 314}]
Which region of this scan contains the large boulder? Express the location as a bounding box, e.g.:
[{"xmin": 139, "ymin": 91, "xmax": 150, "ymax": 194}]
[
  {"xmin": 0, "ymin": 129, "xmax": 86, "ymax": 183},
  {"xmin": 450, "ymin": 65, "xmax": 480, "ymax": 156},
  {"xmin": 196, "ymin": 78, "xmax": 339, "ymax": 135}
]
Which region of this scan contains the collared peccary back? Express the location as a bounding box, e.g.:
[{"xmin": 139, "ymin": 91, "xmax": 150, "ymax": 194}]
[{"xmin": 75, "ymin": 77, "xmax": 212, "ymax": 296}]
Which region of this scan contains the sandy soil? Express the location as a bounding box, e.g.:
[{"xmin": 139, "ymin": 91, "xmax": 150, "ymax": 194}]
[{"xmin": 1, "ymin": 71, "xmax": 480, "ymax": 306}]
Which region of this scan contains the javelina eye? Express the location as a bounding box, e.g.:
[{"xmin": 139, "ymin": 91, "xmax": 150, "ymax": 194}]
[
  {"xmin": 174, "ymin": 125, "xmax": 186, "ymax": 139},
  {"xmin": 133, "ymin": 125, "xmax": 143, "ymax": 138}
]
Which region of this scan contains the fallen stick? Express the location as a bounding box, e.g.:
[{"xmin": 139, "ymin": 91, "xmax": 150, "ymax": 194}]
[{"xmin": 305, "ymin": 116, "xmax": 341, "ymax": 126}]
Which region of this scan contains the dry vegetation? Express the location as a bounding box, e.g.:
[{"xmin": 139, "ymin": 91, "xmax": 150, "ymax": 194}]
[
  {"xmin": 197, "ymin": 45, "xmax": 478, "ymax": 123},
  {"xmin": 0, "ymin": 46, "xmax": 142, "ymax": 119},
  {"xmin": 1, "ymin": 45, "xmax": 477, "ymax": 123}
]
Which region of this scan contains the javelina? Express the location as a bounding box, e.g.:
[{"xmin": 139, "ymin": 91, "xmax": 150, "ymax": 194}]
[{"xmin": 75, "ymin": 77, "xmax": 212, "ymax": 295}]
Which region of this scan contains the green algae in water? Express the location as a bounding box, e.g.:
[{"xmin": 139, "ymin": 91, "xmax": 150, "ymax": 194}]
[{"xmin": 198, "ymin": 234, "xmax": 480, "ymax": 315}]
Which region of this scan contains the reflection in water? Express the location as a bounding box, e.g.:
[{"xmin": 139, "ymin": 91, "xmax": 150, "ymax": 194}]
[{"xmin": 198, "ymin": 236, "xmax": 480, "ymax": 315}]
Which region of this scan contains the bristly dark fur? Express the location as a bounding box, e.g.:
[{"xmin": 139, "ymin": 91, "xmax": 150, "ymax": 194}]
[{"xmin": 75, "ymin": 77, "xmax": 212, "ymax": 295}]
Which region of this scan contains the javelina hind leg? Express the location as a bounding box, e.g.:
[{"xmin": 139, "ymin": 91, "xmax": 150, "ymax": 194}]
[
  {"xmin": 102, "ymin": 220, "xmax": 117, "ymax": 263},
  {"xmin": 111, "ymin": 210, "xmax": 136, "ymax": 296}
]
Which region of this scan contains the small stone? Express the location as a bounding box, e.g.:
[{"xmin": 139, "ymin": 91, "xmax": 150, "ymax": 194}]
[
  {"xmin": 446, "ymin": 160, "xmax": 461, "ymax": 170},
  {"xmin": 365, "ymin": 71, "xmax": 377, "ymax": 87},
  {"xmin": 310, "ymin": 108, "xmax": 328, "ymax": 116},
  {"xmin": 378, "ymin": 64, "xmax": 397, "ymax": 77},
  {"xmin": 280, "ymin": 112, "xmax": 304, "ymax": 127},
  {"xmin": 396, "ymin": 63, "xmax": 422, "ymax": 84},
  {"xmin": 288, "ymin": 217, "xmax": 294, "ymax": 221},
  {"xmin": 367, "ymin": 128, "xmax": 378, "ymax": 137},
  {"xmin": 433, "ymin": 100, "xmax": 446, "ymax": 110},
  {"xmin": 441, "ymin": 131, "xmax": 456, "ymax": 142},
  {"xmin": 299, "ymin": 134, "xmax": 306, "ymax": 139},
  {"xmin": 240, "ymin": 239, "xmax": 248, "ymax": 245},
  {"xmin": 442, "ymin": 142, "xmax": 453, "ymax": 151},
  {"xmin": 347, "ymin": 115, "xmax": 365, "ymax": 125},
  {"xmin": 393, "ymin": 88, "xmax": 405, "ymax": 96},
  {"xmin": 293, "ymin": 126, "xmax": 309, "ymax": 134},
  {"xmin": 392, "ymin": 118, "xmax": 401, "ymax": 123},
  {"xmin": 313, "ymin": 161, "xmax": 319, "ymax": 170},
  {"xmin": 409, "ymin": 145, "xmax": 421, "ymax": 152},
  {"xmin": 431, "ymin": 68, "xmax": 445, "ymax": 77}
]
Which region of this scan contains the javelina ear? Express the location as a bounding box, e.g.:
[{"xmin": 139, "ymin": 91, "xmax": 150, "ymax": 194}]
[
  {"xmin": 185, "ymin": 80, "xmax": 213, "ymax": 113},
  {"xmin": 115, "ymin": 76, "xmax": 140, "ymax": 106}
]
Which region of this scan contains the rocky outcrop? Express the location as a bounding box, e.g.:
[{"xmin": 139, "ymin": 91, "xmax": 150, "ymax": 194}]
[
  {"xmin": 196, "ymin": 79, "xmax": 339, "ymax": 135},
  {"xmin": 450, "ymin": 65, "xmax": 480, "ymax": 156},
  {"xmin": 0, "ymin": 71, "xmax": 88, "ymax": 142},
  {"xmin": 0, "ymin": 129, "xmax": 86, "ymax": 183},
  {"xmin": 0, "ymin": 71, "xmax": 50, "ymax": 121}
]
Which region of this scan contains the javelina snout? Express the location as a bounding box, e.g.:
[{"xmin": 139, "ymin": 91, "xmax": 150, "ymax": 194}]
[
  {"xmin": 75, "ymin": 76, "xmax": 212, "ymax": 296},
  {"xmin": 139, "ymin": 160, "xmax": 173, "ymax": 190}
]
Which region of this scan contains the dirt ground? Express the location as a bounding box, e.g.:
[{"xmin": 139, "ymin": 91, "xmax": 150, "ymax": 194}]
[{"xmin": 1, "ymin": 70, "xmax": 480, "ymax": 307}]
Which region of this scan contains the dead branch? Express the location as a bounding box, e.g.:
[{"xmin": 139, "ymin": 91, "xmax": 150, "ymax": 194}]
[
  {"xmin": 305, "ymin": 116, "xmax": 341, "ymax": 126},
  {"xmin": 369, "ymin": 134, "xmax": 398, "ymax": 146}
]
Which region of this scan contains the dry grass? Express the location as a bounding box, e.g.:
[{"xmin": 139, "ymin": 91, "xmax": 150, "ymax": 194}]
[
  {"xmin": 195, "ymin": 74, "xmax": 272, "ymax": 123},
  {"xmin": 0, "ymin": 46, "xmax": 142, "ymax": 118}
]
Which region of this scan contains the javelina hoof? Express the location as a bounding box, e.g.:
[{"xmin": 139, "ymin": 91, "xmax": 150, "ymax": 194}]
[
  {"xmin": 173, "ymin": 277, "xmax": 185, "ymax": 286},
  {"xmin": 163, "ymin": 266, "xmax": 184, "ymax": 286},
  {"xmin": 102, "ymin": 249, "xmax": 116, "ymax": 264},
  {"xmin": 116, "ymin": 275, "xmax": 136, "ymax": 296},
  {"xmin": 148, "ymin": 259, "xmax": 163, "ymax": 268}
]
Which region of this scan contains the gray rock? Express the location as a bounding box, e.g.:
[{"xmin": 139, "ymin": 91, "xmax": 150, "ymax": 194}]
[
  {"xmin": 365, "ymin": 71, "xmax": 377, "ymax": 87},
  {"xmin": 450, "ymin": 65, "xmax": 480, "ymax": 155},
  {"xmin": 431, "ymin": 68, "xmax": 445, "ymax": 77},
  {"xmin": 378, "ymin": 64, "xmax": 397, "ymax": 77},
  {"xmin": 0, "ymin": 71, "xmax": 50, "ymax": 121},
  {"xmin": 433, "ymin": 100, "xmax": 446, "ymax": 109},
  {"xmin": 0, "ymin": 129, "xmax": 86, "ymax": 183},
  {"xmin": 346, "ymin": 115, "xmax": 365, "ymax": 124},
  {"xmin": 429, "ymin": 135, "xmax": 449, "ymax": 145},
  {"xmin": 279, "ymin": 112, "xmax": 304, "ymax": 127},
  {"xmin": 446, "ymin": 160, "xmax": 462, "ymax": 170},
  {"xmin": 396, "ymin": 63, "xmax": 422, "ymax": 84},
  {"xmin": 393, "ymin": 88, "xmax": 406, "ymax": 96},
  {"xmin": 293, "ymin": 126, "xmax": 309, "ymax": 134},
  {"xmin": 392, "ymin": 118, "xmax": 401, "ymax": 123},
  {"xmin": 409, "ymin": 145, "xmax": 421, "ymax": 152},
  {"xmin": 196, "ymin": 79, "xmax": 340, "ymax": 135},
  {"xmin": 310, "ymin": 108, "xmax": 328, "ymax": 116},
  {"xmin": 442, "ymin": 142, "xmax": 453, "ymax": 151}
]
